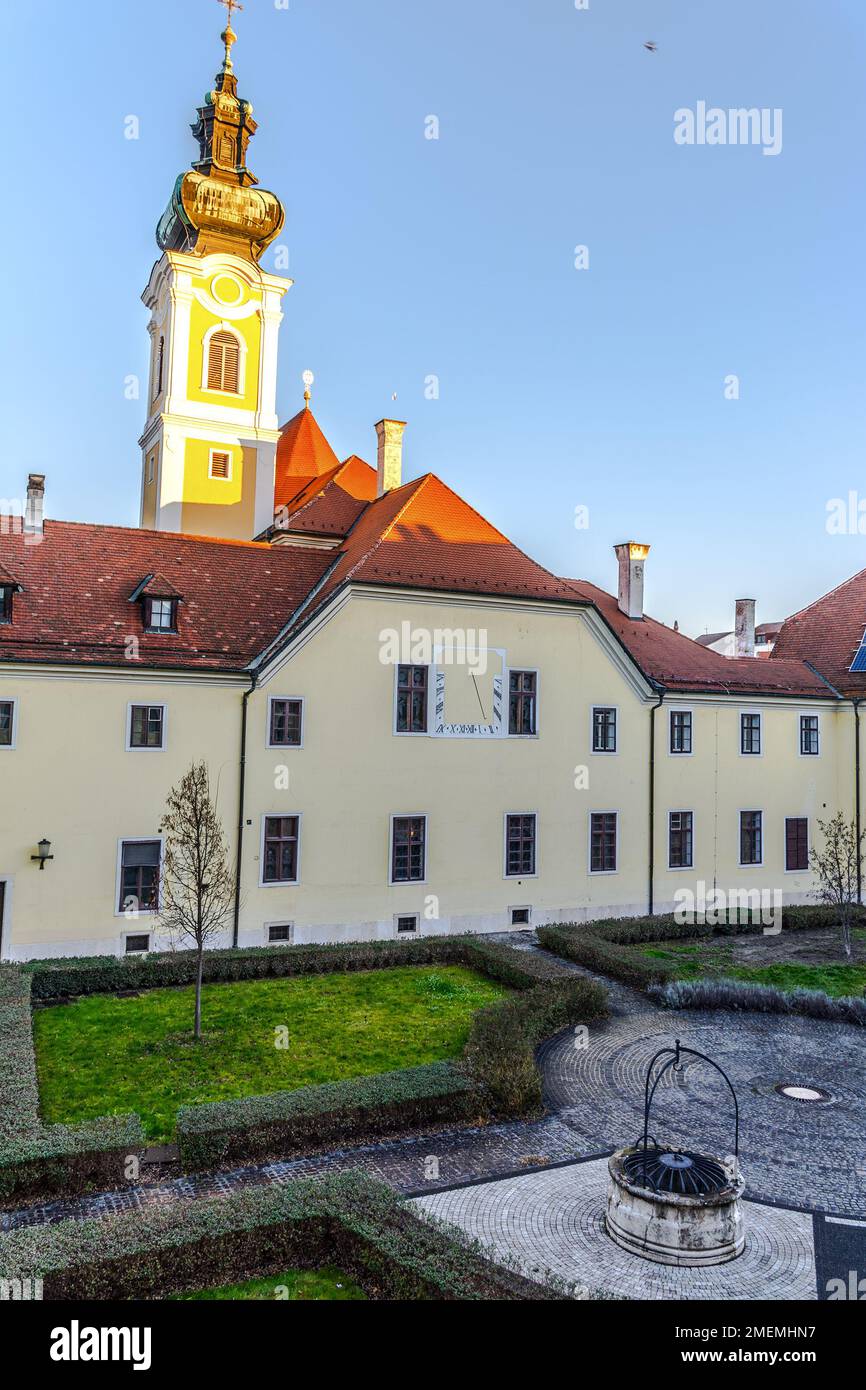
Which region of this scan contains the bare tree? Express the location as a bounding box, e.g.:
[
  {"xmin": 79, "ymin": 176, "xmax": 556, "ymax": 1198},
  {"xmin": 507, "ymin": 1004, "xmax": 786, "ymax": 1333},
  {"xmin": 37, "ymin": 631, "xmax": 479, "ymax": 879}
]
[
  {"xmin": 159, "ymin": 761, "xmax": 234, "ymax": 1038},
  {"xmin": 810, "ymin": 813, "xmax": 864, "ymax": 960}
]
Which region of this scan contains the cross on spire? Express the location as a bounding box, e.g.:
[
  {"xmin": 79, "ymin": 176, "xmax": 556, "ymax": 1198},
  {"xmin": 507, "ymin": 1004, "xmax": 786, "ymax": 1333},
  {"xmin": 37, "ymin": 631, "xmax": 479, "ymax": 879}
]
[{"xmin": 217, "ymin": 0, "xmax": 244, "ymax": 72}]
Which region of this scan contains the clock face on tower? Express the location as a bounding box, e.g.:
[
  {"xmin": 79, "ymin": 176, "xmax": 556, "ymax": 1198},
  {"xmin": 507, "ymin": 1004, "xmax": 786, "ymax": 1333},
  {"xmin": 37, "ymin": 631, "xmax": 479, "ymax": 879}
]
[{"xmin": 432, "ymin": 646, "xmax": 506, "ymax": 738}]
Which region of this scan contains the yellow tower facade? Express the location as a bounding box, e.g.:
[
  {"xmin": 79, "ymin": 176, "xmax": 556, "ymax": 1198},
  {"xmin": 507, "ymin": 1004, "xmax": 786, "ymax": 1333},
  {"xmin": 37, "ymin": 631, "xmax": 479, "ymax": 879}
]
[{"xmin": 139, "ymin": 14, "xmax": 291, "ymax": 539}]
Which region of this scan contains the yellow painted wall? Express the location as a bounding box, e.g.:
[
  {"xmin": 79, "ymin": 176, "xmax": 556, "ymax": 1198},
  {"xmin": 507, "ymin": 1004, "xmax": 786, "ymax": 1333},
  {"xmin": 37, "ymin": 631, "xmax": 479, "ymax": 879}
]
[
  {"xmin": 186, "ymin": 283, "xmax": 262, "ymax": 413},
  {"xmin": 0, "ymin": 591, "xmax": 855, "ymax": 960},
  {"xmin": 179, "ymin": 442, "xmax": 256, "ymax": 538}
]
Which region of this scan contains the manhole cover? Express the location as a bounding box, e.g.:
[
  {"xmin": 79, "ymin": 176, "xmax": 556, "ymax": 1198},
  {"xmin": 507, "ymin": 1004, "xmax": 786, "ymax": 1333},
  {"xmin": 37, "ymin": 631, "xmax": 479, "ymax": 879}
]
[{"xmin": 775, "ymin": 1084, "xmax": 831, "ymax": 1104}]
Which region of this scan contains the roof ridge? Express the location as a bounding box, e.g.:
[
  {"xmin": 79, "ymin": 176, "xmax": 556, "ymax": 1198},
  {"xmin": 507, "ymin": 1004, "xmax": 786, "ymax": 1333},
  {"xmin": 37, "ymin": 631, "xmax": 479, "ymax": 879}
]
[
  {"xmin": 32, "ymin": 518, "xmax": 278, "ymax": 552},
  {"xmin": 338, "ymin": 474, "xmax": 432, "ymax": 583},
  {"xmin": 778, "ymin": 565, "xmax": 866, "ymax": 627}
]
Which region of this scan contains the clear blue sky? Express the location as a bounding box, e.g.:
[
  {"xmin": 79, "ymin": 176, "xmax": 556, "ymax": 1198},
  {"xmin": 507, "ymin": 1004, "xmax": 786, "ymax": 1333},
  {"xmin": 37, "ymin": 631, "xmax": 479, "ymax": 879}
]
[{"xmin": 4, "ymin": 0, "xmax": 865, "ymax": 634}]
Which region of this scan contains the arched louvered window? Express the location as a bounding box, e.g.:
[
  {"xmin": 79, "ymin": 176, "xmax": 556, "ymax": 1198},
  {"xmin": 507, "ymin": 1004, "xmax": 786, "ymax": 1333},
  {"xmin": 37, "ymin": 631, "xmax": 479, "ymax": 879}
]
[{"xmin": 207, "ymin": 330, "xmax": 241, "ymax": 394}]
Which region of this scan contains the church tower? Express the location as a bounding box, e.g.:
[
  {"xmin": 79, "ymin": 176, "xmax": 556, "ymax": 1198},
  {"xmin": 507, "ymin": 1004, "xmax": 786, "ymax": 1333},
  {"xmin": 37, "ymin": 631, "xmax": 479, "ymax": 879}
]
[{"xmin": 139, "ymin": 6, "xmax": 291, "ymax": 539}]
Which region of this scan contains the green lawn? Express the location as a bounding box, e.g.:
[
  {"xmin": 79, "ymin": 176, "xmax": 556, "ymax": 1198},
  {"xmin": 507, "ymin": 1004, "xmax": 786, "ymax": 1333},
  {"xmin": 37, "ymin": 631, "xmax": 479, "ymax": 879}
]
[
  {"xmin": 641, "ymin": 940, "xmax": 866, "ymax": 998},
  {"xmin": 34, "ymin": 965, "xmax": 507, "ymax": 1143},
  {"xmin": 169, "ymin": 1266, "xmax": 366, "ymax": 1301}
]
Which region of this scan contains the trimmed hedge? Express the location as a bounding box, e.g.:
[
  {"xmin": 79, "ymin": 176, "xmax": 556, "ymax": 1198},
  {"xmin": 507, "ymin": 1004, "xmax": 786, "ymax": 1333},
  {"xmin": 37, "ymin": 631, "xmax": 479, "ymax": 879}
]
[
  {"xmin": 651, "ymin": 977, "xmax": 866, "ymax": 1027},
  {"xmin": 177, "ymin": 1062, "xmax": 483, "ymax": 1170},
  {"xmin": 5, "ymin": 935, "xmax": 606, "ymax": 1199},
  {"xmin": 0, "ymin": 965, "xmax": 144, "ymax": 1206},
  {"xmin": 538, "ymin": 905, "xmax": 866, "ymax": 994},
  {"xmin": 0, "ymin": 1170, "xmax": 561, "ymax": 1301},
  {"xmin": 23, "ymin": 936, "xmax": 519, "ymax": 1003},
  {"xmin": 463, "ymin": 976, "xmax": 608, "ymax": 1115}
]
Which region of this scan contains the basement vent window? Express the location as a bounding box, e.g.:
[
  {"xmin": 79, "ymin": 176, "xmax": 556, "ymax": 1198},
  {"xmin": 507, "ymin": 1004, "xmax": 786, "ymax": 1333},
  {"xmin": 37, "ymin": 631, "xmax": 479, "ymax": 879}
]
[
  {"xmin": 267, "ymin": 923, "xmax": 293, "ymax": 945},
  {"xmin": 510, "ymin": 907, "xmax": 531, "ymax": 926},
  {"xmin": 209, "ymin": 451, "xmax": 232, "ymax": 481},
  {"xmin": 396, "ymin": 915, "xmax": 419, "ymax": 936},
  {"xmin": 124, "ymin": 934, "xmax": 150, "ymax": 955}
]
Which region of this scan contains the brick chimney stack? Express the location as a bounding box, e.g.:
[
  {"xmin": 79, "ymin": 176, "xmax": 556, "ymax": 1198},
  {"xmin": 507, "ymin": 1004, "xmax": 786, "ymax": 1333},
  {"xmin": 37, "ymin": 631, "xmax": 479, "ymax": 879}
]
[
  {"xmin": 375, "ymin": 419, "xmax": 407, "ymax": 497},
  {"xmin": 614, "ymin": 542, "xmax": 650, "ymax": 620},
  {"xmin": 735, "ymin": 599, "xmax": 756, "ymax": 658}
]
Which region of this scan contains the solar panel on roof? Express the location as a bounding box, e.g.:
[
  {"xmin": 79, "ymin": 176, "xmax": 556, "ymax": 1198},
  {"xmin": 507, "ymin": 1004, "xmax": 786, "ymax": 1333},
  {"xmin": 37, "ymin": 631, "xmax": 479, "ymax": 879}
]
[{"xmin": 850, "ymin": 630, "xmax": 866, "ymax": 671}]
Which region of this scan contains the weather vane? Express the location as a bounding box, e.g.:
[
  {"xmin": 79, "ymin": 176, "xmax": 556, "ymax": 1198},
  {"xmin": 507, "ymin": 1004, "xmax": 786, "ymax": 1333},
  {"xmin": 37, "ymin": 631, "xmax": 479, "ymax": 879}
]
[{"xmin": 302, "ymin": 369, "xmax": 315, "ymax": 404}]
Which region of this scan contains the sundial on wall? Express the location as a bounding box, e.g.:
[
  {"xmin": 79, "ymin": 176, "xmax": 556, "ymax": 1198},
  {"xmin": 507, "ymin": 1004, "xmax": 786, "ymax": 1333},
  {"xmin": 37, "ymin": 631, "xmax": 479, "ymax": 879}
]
[{"xmin": 432, "ymin": 646, "xmax": 506, "ymax": 738}]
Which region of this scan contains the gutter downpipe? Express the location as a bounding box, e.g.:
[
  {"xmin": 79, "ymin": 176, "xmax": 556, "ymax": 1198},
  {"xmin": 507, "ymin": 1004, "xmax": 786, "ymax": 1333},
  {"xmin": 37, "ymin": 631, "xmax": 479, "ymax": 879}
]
[
  {"xmin": 856, "ymin": 699, "xmax": 862, "ymax": 904},
  {"xmin": 649, "ymin": 685, "xmax": 666, "ymax": 916},
  {"xmin": 233, "ymin": 673, "xmax": 257, "ymax": 947}
]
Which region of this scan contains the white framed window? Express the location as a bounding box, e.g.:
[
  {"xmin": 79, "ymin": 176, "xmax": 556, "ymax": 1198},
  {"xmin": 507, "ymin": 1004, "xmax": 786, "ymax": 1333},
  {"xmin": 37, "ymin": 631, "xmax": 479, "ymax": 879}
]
[
  {"xmin": 798, "ymin": 713, "xmax": 820, "ymax": 757},
  {"xmin": 389, "ymin": 815, "xmax": 427, "ymax": 885},
  {"xmin": 668, "ymin": 811, "xmax": 694, "ymax": 870},
  {"xmin": 669, "ymin": 708, "xmax": 693, "ymax": 755},
  {"xmin": 0, "ymin": 698, "xmax": 18, "ymax": 750},
  {"xmin": 739, "ymin": 710, "xmax": 762, "ymax": 756},
  {"xmin": 123, "ymin": 931, "xmax": 151, "ymax": 955},
  {"xmin": 591, "ymin": 706, "xmax": 618, "ymax": 753},
  {"xmin": 394, "ymin": 665, "xmax": 430, "ymax": 735},
  {"xmin": 126, "ymin": 703, "xmax": 167, "ymax": 751},
  {"xmin": 395, "ymin": 914, "xmax": 420, "ymax": 936},
  {"xmin": 260, "ymin": 815, "xmax": 302, "ymax": 886},
  {"xmin": 115, "ymin": 837, "xmax": 164, "ymax": 918},
  {"xmin": 739, "ymin": 810, "xmax": 763, "ymax": 867},
  {"xmin": 208, "ymin": 449, "xmax": 233, "ymax": 482},
  {"xmin": 784, "ymin": 817, "xmax": 809, "ymax": 873},
  {"xmin": 267, "ymin": 696, "xmax": 304, "ymax": 749},
  {"xmin": 510, "ymin": 905, "xmax": 532, "ymax": 926},
  {"xmin": 507, "ymin": 669, "xmax": 539, "ymax": 737},
  {"xmin": 266, "ymin": 921, "xmax": 294, "ymax": 945},
  {"xmin": 201, "ymin": 323, "xmax": 246, "ymax": 396},
  {"xmin": 589, "ymin": 811, "xmax": 618, "ymax": 874},
  {"xmin": 504, "ymin": 813, "xmax": 537, "ymax": 878}
]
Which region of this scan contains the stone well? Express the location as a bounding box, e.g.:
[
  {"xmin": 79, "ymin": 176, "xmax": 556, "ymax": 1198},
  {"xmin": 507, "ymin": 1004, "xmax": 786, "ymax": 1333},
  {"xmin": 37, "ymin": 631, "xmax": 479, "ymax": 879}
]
[{"xmin": 606, "ymin": 1146, "xmax": 745, "ymax": 1267}]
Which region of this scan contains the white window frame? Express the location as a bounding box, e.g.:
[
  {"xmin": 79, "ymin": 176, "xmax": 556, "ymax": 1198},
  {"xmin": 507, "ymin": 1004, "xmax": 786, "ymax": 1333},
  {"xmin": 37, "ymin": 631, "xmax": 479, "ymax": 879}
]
[
  {"xmin": 506, "ymin": 667, "xmax": 540, "ymax": 738},
  {"xmin": 0, "ymin": 876, "xmax": 13, "ymax": 962},
  {"xmin": 509, "ymin": 905, "xmax": 532, "ymax": 926},
  {"xmin": 265, "ymin": 921, "xmax": 295, "ymax": 946},
  {"xmin": 668, "ymin": 809, "xmax": 696, "ymax": 871},
  {"xmin": 739, "ymin": 708, "xmax": 763, "ymax": 757},
  {"xmin": 503, "ymin": 811, "xmax": 539, "ymax": 880},
  {"xmin": 208, "ymin": 447, "xmax": 234, "ymax": 483},
  {"xmin": 783, "ymin": 816, "xmax": 810, "ymax": 874},
  {"xmin": 200, "ymin": 321, "xmax": 247, "ymax": 397},
  {"xmin": 668, "ymin": 706, "xmax": 694, "ymax": 756},
  {"xmin": 738, "ymin": 809, "xmax": 764, "ymax": 868},
  {"xmin": 797, "ymin": 712, "xmax": 821, "ymax": 758},
  {"xmin": 590, "ymin": 704, "xmax": 619, "ymax": 755},
  {"xmin": 392, "ymin": 664, "xmax": 431, "ymax": 737},
  {"xmin": 122, "ymin": 930, "xmax": 152, "ymax": 956},
  {"xmin": 267, "ymin": 695, "xmax": 305, "ymax": 750},
  {"xmin": 0, "ymin": 697, "xmax": 18, "ymax": 751},
  {"xmin": 126, "ymin": 701, "xmax": 167, "ymax": 752},
  {"xmin": 259, "ymin": 813, "xmax": 302, "ymax": 888},
  {"xmin": 588, "ymin": 810, "xmax": 619, "ymax": 875},
  {"xmin": 389, "ymin": 813, "xmax": 428, "ymax": 887},
  {"xmin": 394, "ymin": 913, "xmax": 420, "ymax": 937},
  {"xmin": 114, "ymin": 835, "xmax": 165, "ymax": 920}
]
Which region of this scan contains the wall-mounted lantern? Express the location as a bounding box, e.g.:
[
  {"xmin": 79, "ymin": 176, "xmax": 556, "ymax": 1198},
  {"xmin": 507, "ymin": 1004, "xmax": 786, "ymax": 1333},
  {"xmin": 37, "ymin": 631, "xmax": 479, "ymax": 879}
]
[{"xmin": 31, "ymin": 839, "xmax": 54, "ymax": 870}]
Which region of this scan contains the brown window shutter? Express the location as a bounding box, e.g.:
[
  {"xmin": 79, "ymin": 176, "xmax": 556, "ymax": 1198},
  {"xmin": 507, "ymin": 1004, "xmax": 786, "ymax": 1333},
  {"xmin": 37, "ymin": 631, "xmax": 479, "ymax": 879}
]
[
  {"xmin": 207, "ymin": 332, "xmax": 241, "ymax": 393},
  {"xmin": 210, "ymin": 452, "xmax": 231, "ymax": 479}
]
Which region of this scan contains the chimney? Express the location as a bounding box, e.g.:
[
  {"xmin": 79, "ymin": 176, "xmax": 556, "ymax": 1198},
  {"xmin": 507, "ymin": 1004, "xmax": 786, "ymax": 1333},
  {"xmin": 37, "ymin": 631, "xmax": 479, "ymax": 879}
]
[
  {"xmin": 24, "ymin": 474, "xmax": 45, "ymax": 536},
  {"xmin": 375, "ymin": 419, "xmax": 406, "ymax": 497},
  {"xmin": 735, "ymin": 598, "xmax": 756, "ymax": 658},
  {"xmin": 614, "ymin": 542, "xmax": 650, "ymax": 620}
]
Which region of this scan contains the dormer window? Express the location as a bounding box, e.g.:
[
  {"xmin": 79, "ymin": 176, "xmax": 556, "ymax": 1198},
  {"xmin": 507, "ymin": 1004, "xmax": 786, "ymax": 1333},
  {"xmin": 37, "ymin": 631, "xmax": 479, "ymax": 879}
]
[
  {"xmin": 145, "ymin": 597, "xmax": 177, "ymax": 633},
  {"xmin": 0, "ymin": 568, "xmax": 22, "ymax": 625},
  {"xmin": 129, "ymin": 574, "xmax": 182, "ymax": 635}
]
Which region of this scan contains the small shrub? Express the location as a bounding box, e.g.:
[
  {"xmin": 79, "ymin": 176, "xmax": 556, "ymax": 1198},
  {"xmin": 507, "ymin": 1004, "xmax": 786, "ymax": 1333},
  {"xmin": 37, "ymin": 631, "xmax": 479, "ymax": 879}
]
[
  {"xmin": 650, "ymin": 976, "xmax": 866, "ymax": 1026},
  {"xmin": 0, "ymin": 1170, "xmax": 558, "ymax": 1302}
]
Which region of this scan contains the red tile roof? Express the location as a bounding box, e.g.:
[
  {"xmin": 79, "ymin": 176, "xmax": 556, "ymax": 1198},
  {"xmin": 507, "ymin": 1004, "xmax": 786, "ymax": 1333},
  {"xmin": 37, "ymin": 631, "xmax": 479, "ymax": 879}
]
[
  {"xmin": 565, "ymin": 580, "xmax": 828, "ymax": 697},
  {"xmin": 0, "ymin": 521, "xmax": 332, "ymax": 671},
  {"xmin": 273, "ymin": 456, "xmax": 376, "ymax": 538},
  {"xmin": 771, "ymin": 567, "xmax": 866, "ymax": 696},
  {"xmin": 274, "ymin": 406, "xmax": 341, "ymax": 511}
]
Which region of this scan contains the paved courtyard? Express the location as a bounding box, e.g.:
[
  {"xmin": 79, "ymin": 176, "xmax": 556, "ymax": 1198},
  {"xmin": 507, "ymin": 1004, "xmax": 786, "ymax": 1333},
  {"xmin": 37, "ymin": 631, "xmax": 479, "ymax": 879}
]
[{"xmin": 413, "ymin": 1158, "xmax": 819, "ymax": 1300}]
